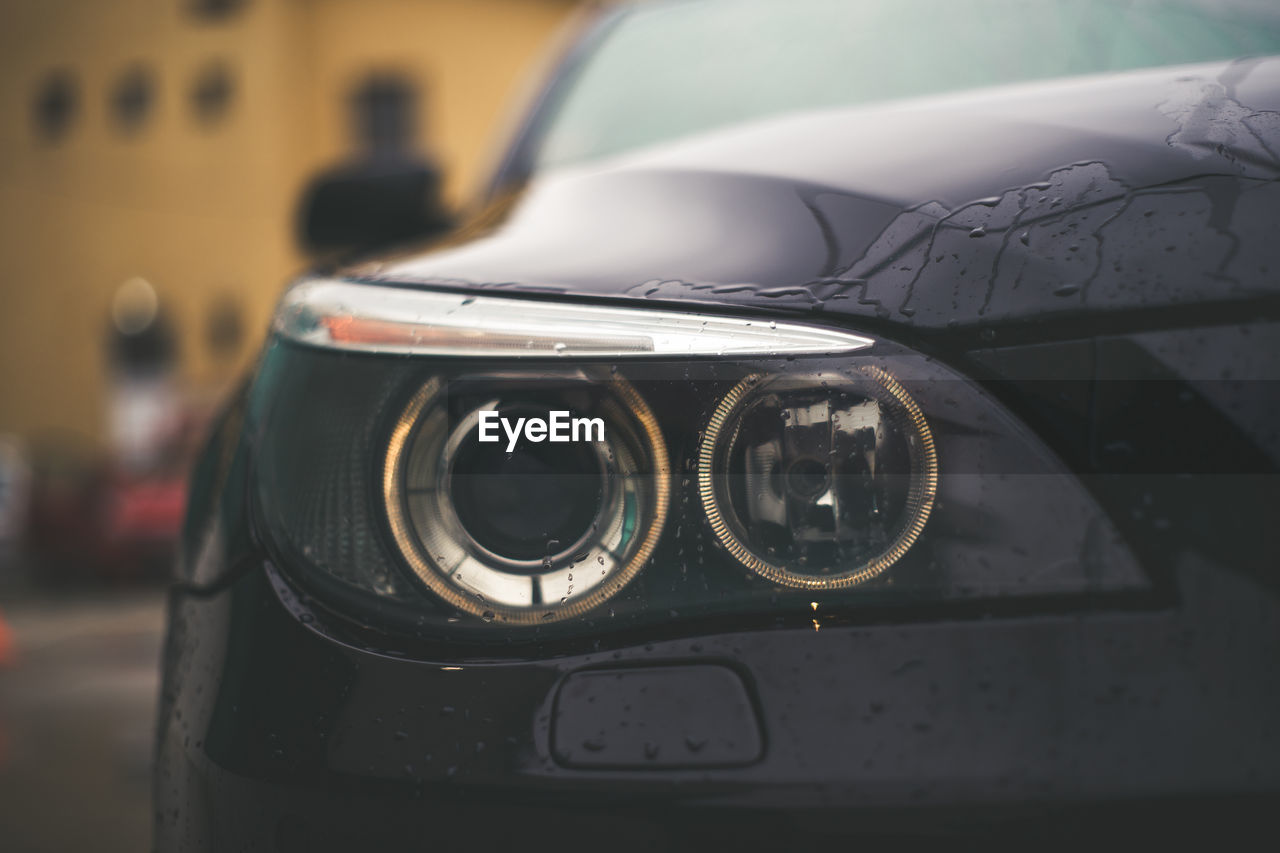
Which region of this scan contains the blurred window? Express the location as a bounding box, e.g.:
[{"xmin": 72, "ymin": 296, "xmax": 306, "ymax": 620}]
[
  {"xmin": 190, "ymin": 60, "xmax": 235, "ymax": 126},
  {"xmin": 533, "ymin": 0, "xmax": 1280, "ymax": 170},
  {"xmin": 187, "ymin": 0, "xmax": 250, "ymax": 23},
  {"xmin": 32, "ymin": 69, "xmax": 78, "ymax": 142},
  {"xmin": 352, "ymin": 73, "xmax": 418, "ymax": 157},
  {"xmin": 205, "ymin": 294, "xmax": 244, "ymax": 361},
  {"xmin": 111, "ymin": 64, "xmax": 157, "ymax": 134}
]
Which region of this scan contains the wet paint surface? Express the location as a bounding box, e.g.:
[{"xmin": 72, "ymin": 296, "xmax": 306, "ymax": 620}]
[{"xmin": 359, "ymin": 58, "xmax": 1280, "ymax": 334}]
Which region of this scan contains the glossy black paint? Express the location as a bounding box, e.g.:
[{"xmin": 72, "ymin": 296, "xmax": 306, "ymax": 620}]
[
  {"xmin": 355, "ymin": 57, "xmax": 1280, "ymax": 338},
  {"xmin": 156, "ymin": 535, "xmax": 1280, "ymax": 849},
  {"xmin": 156, "ymin": 38, "xmax": 1280, "ymax": 853}
]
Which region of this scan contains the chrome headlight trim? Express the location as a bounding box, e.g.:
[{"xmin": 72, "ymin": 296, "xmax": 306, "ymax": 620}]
[
  {"xmin": 698, "ymin": 365, "xmax": 938, "ymax": 590},
  {"xmin": 275, "ymin": 278, "xmax": 874, "ymax": 358}
]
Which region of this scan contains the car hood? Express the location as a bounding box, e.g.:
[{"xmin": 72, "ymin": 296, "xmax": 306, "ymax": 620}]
[{"xmin": 351, "ymin": 57, "xmax": 1280, "ymax": 336}]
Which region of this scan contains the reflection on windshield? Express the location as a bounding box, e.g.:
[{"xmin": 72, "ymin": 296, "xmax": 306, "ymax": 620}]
[{"xmin": 534, "ymin": 0, "xmax": 1280, "ymax": 170}]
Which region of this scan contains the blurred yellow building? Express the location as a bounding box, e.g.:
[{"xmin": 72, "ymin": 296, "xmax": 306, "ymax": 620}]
[{"xmin": 0, "ymin": 0, "xmax": 583, "ymax": 448}]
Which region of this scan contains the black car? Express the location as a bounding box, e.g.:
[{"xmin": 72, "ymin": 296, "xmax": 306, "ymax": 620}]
[{"xmin": 156, "ymin": 0, "xmax": 1280, "ymax": 848}]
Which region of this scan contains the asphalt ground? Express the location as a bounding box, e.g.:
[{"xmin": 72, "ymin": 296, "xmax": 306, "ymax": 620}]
[{"xmin": 0, "ymin": 585, "xmax": 165, "ymax": 852}]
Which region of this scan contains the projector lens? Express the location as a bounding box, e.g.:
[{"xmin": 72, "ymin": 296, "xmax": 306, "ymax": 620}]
[
  {"xmin": 699, "ymin": 366, "xmax": 937, "ymax": 589},
  {"xmin": 383, "ymin": 372, "xmax": 669, "ymax": 624}
]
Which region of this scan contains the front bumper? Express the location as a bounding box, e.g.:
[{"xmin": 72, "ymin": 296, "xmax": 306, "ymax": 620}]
[{"xmin": 154, "ymin": 551, "xmax": 1280, "ymax": 850}]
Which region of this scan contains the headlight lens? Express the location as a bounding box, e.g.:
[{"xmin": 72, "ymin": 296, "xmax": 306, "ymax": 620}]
[
  {"xmin": 250, "ymin": 279, "xmax": 1148, "ymax": 642},
  {"xmin": 700, "ymin": 366, "xmax": 936, "ymax": 590},
  {"xmin": 383, "ymin": 371, "xmax": 669, "ymax": 624}
]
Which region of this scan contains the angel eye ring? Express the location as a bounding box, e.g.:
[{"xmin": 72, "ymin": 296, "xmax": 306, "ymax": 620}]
[
  {"xmin": 698, "ymin": 365, "xmax": 937, "ymax": 590},
  {"xmin": 383, "ymin": 372, "xmax": 670, "ymax": 624}
]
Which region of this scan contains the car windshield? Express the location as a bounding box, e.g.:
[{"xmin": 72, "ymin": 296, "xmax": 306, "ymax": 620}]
[{"xmin": 531, "ymin": 0, "xmax": 1280, "ymax": 171}]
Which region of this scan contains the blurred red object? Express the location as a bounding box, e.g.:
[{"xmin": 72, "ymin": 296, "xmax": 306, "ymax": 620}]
[
  {"xmin": 23, "ymin": 403, "xmax": 206, "ymax": 583},
  {"xmin": 24, "ymin": 454, "xmax": 181, "ymax": 582},
  {"xmin": 105, "ymin": 476, "xmax": 187, "ymax": 542},
  {"xmin": 0, "ymin": 607, "xmax": 14, "ymax": 667}
]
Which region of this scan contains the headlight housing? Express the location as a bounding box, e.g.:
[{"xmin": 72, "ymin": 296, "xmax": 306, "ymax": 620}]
[
  {"xmin": 384, "ymin": 370, "xmax": 670, "ymax": 624},
  {"xmin": 249, "ymin": 279, "xmax": 1147, "ymax": 642},
  {"xmin": 699, "ymin": 366, "xmax": 936, "ymax": 591}
]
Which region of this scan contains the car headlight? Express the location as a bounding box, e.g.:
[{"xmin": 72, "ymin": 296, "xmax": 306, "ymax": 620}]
[
  {"xmin": 248, "ymin": 278, "xmax": 1147, "ymax": 640},
  {"xmin": 700, "ymin": 366, "xmax": 936, "ymax": 590},
  {"xmin": 384, "ymin": 370, "xmax": 669, "ymax": 624}
]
